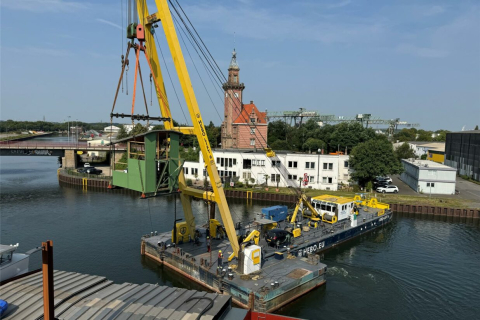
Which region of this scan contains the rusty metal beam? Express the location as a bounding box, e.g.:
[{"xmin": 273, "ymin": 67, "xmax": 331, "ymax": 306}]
[{"xmin": 42, "ymin": 240, "xmax": 54, "ymax": 320}]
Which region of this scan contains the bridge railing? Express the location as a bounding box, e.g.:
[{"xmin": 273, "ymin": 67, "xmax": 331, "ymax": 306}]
[{"xmin": 0, "ymin": 141, "xmax": 127, "ymax": 150}]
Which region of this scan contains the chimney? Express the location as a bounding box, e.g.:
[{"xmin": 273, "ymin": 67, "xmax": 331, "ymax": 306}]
[{"xmin": 250, "ymin": 100, "xmax": 253, "ymax": 104}]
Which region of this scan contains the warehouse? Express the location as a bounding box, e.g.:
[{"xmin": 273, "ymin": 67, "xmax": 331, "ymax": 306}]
[
  {"xmin": 400, "ymin": 159, "xmax": 456, "ymax": 195},
  {"xmin": 445, "ymin": 130, "xmax": 480, "ymax": 181}
]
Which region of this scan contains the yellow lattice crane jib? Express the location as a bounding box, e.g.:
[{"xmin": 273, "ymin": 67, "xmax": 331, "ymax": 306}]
[{"xmin": 135, "ymin": 0, "xmax": 240, "ymax": 258}]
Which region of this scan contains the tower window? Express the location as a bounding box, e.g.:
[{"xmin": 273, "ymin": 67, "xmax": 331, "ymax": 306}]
[
  {"xmin": 234, "ymin": 92, "xmax": 239, "ymax": 98},
  {"xmin": 250, "ymin": 139, "xmax": 255, "ymax": 146},
  {"xmin": 234, "ymin": 75, "xmax": 238, "ymax": 83}
]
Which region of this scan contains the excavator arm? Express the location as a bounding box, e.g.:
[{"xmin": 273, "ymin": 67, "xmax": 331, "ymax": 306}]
[{"xmin": 290, "ymin": 194, "xmax": 319, "ymax": 224}]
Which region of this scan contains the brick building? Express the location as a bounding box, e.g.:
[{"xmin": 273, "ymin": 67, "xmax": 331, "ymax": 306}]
[{"xmin": 221, "ymin": 49, "xmax": 268, "ymax": 149}]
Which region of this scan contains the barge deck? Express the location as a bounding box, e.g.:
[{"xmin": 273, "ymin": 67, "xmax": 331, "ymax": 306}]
[{"xmin": 142, "ymin": 203, "xmax": 392, "ymax": 313}]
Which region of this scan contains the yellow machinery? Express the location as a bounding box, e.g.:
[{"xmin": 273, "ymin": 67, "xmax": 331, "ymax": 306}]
[
  {"xmin": 129, "ymin": 0, "xmax": 240, "ymax": 258},
  {"xmin": 353, "ymin": 193, "xmax": 390, "ymax": 216},
  {"xmin": 289, "ymin": 194, "xmax": 320, "ymax": 237},
  {"xmin": 209, "ymin": 219, "xmax": 226, "ymax": 239},
  {"xmin": 229, "ymin": 229, "xmax": 260, "ymax": 261}
]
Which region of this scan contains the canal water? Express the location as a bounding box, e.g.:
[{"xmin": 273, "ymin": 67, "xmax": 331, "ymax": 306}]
[{"xmin": 1, "ymin": 138, "xmax": 480, "ymax": 319}]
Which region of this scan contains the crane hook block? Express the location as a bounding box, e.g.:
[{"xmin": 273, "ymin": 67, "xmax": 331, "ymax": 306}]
[{"xmin": 136, "ymin": 24, "xmax": 145, "ymax": 41}]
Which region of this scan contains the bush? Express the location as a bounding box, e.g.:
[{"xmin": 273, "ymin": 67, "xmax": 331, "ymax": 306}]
[
  {"xmin": 235, "ymin": 181, "xmax": 244, "ymax": 188},
  {"xmin": 421, "ymin": 154, "xmax": 427, "ymax": 160},
  {"xmin": 186, "ymin": 179, "xmax": 193, "ymax": 187}
]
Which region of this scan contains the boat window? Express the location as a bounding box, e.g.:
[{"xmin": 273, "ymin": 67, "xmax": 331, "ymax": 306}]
[
  {"xmin": 326, "ymin": 205, "xmax": 332, "ymax": 212},
  {"xmin": 321, "ymin": 204, "xmax": 326, "ymax": 210}
]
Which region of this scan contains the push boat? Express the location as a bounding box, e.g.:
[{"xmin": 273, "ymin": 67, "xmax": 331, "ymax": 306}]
[{"xmin": 142, "ymin": 193, "xmax": 392, "ymax": 312}]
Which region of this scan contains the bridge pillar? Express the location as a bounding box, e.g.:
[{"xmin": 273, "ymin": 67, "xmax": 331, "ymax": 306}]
[{"xmin": 64, "ymin": 150, "xmax": 77, "ymax": 169}]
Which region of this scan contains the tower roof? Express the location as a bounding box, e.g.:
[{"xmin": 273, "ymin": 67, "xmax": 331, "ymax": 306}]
[{"xmin": 228, "ymin": 49, "xmax": 239, "ymax": 70}]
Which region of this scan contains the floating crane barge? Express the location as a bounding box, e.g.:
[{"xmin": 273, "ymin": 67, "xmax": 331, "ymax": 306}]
[
  {"xmin": 109, "ymin": 0, "xmax": 393, "ymax": 313},
  {"xmin": 141, "ymin": 194, "xmax": 392, "ymax": 313}
]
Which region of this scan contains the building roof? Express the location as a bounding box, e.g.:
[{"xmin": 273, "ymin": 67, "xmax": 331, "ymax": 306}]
[
  {"xmin": 233, "ymin": 103, "xmax": 267, "ymax": 124},
  {"xmin": 228, "ymin": 48, "xmax": 239, "ymax": 70},
  {"xmin": 0, "ymin": 270, "xmax": 234, "ymax": 320},
  {"xmin": 450, "ymin": 130, "xmax": 480, "ymax": 134},
  {"xmin": 312, "ymin": 194, "xmax": 353, "ymax": 204},
  {"xmin": 401, "ymin": 159, "xmax": 456, "ymax": 170}
]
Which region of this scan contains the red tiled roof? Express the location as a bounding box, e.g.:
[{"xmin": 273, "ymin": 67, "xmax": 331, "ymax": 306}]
[{"xmin": 233, "ymin": 103, "xmax": 267, "ymax": 124}]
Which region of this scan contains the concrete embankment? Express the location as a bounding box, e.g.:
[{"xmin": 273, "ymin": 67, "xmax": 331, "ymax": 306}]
[
  {"xmin": 56, "ymin": 173, "xmax": 479, "ymax": 219},
  {"xmin": 57, "ymin": 169, "xmax": 111, "ymax": 188}
]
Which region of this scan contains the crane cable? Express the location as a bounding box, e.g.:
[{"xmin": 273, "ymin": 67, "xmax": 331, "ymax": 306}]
[{"xmin": 169, "ymin": 3, "xmax": 300, "ymax": 197}]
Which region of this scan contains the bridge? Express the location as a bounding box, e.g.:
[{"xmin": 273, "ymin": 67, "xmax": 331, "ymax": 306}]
[{"xmin": 0, "ymin": 141, "xmax": 127, "ymax": 168}]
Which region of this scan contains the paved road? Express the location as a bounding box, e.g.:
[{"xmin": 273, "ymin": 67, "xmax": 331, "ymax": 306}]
[{"xmin": 390, "ymin": 174, "xmax": 480, "ymax": 208}]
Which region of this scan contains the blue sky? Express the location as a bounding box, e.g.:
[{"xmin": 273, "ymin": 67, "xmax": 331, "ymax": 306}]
[{"xmin": 1, "ymin": 0, "xmax": 479, "ymax": 131}]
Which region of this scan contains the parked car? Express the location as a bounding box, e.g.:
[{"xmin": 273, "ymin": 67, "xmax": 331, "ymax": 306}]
[
  {"xmin": 86, "ymin": 168, "xmax": 102, "ymax": 175},
  {"xmin": 375, "ymin": 176, "xmax": 392, "ymax": 183},
  {"xmin": 264, "ymin": 229, "xmax": 293, "ymax": 247},
  {"xmin": 376, "ymin": 185, "xmax": 399, "ymax": 193},
  {"xmin": 374, "ymin": 181, "xmax": 390, "ymax": 188},
  {"xmin": 84, "ymin": 163, "xmax": 91, "ymax": 168},
  {"xmin": 77, "ymin": 168, "xmax": 87, "ymax": 173}
]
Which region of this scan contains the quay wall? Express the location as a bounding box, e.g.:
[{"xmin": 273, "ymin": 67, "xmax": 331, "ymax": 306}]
[{"xmin": 55, "ymin": 173, "xmax": 479, "ymax": 219}]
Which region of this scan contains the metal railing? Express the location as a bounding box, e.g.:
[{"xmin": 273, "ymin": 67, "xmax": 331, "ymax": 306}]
[{"xmin": 62, "ymin": 169, "xmax": 112, "ymax": 180}]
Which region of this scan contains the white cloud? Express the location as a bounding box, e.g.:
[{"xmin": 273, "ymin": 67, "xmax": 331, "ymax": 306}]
[
  {"xmin": 183, "ymin": 3, "xmax": 386, "ymax": 45},
  {"xmin": 1, "ymin": 0, "xmax": 88, "ymax": 13},
  {"xmin": 96, "ymin": 18, "xmax": 123, "ymax": 31}
]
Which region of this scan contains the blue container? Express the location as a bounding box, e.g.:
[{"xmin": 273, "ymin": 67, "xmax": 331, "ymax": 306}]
[
  {"xmin": 261, "ymin": 205, "xmax": 288, "ymax": 222},
  {"xmin": 0, "ymin": 299, "xmax": 8, "ymax": 316}
]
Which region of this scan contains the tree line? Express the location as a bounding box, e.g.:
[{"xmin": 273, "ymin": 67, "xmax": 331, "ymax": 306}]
[{"xmin": 0, "ymin": 120, "xmax": 122, "ymax": 133}]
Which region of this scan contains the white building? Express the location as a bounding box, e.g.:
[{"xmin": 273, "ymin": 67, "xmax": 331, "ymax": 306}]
[
  {"xmin": 104, "ymin": 125, "xmax": 120, "ymax": 133},
  {"xmin": 183, "ymin": 149, "xmax": 351, "ymax": 191},
  {"xmin": 123, "ymin": 124, "xmax": 155, "ymax": 134},
  {"xmin": 393, "ymin": 141, "xmax": 445, "ymax": 158},
  {"xmin": 400, "ymin": 159, "xmax": 456, "ymax": 195}
]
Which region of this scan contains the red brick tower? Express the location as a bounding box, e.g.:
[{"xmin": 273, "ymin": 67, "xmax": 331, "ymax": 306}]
[{"xmin": 221, "ymin": 49, "xmax": 245, "ymax": 149}]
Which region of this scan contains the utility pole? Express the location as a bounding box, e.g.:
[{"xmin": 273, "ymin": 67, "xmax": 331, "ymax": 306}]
[{"xmin": 67, "ymin": 116, "xmax": 71, "ymax": 144}]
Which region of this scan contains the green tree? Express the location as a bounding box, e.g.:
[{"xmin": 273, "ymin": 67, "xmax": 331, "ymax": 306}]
[
  {"xmin": 116, "ymin": 125, "xmax": 129, "ymax": 140},
  {"xmin": 475, "ymin": 125, "xmax": 479, "ymax": 130},
  {"xmin": 205, "ymin": 121, "xmax": 220, "ymax": 148},
  {"xmin": 394, "ymin": 142, "xmax": 416, "ymax": 160},
  {"xmin": 416, "ymin": 129, "xmax": 433, "ymax": 141},
  {"xmin": 130, "ymin": 123, "xmax": 149, "ymax": 136},
  {"xmin": 394, "ymin": 128, "xmax": 417, "ymax": 142},
  {"xmin": 270, "ymin": 140, "xmax": 291, "ymax": 150},
  {"xmin": 349, "ymin": 139, "xmax": 403, "ymax": 186},
  {"xmin": 302, "ymin": 138, "xmax": 325, "ymax": 152}
]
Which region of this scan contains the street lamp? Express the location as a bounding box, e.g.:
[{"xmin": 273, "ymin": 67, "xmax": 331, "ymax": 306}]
[{"xmin": 67, "ymin": 116, "xmax": 71, "ymax": 144}]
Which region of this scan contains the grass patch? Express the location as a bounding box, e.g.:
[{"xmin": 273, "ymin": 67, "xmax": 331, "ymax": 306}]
[
  {"xmin": 224, "ymin": 186, "xmax": 476, "ymax": 209},
  {"xmin": 0, "ymin": 134, "xmax": 34, "ymax": 141}
]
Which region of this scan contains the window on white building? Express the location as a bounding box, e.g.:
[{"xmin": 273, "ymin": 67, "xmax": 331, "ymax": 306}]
[
  {"xmin": 250, "ymin": 139, "xmax": 255, "ymax": 146},
  {"xmin": 305, "ymin": 162, "xmax": 315, "ymax": 169},
  {"xmin": 323, "ymin": 177, "xmax": 327, "ymax": 183},
  {"xmin": 288, "ymin": 161, "xmax": 298, "ymax": 168},
  {"xmin": 233, "ymin": 159, "xmax": 237, "ymax": 165},
  {"xmin": 271, "ymin": 174, "xmax": 280, "ymax": 182},
  {"xmin": 184, "ymin": 167, "xmax": 189, "ymax": 175},
  {"xmin": 329, "ymin": 163, "xmax": 333, "ymax": 170},
  {"xmin": 328, "ymin": 177, "xmax": 333, "ymax": 184},
  {"xmin": 344, "ymin": 161, "xmax": 349, "ymax": 168},
  {"xmin": 229, "ymin": 158, "xmax": 233, "ymax": 167},
  {"xmin": 288, "ymin": 175, "xmax": 298, "ymax": 180},
  {"xmin": 309, "ymin": 176, "xmax": 315, "ymax": 183},
  {"xmin": 427, "ymin": 182, "xmax": 435, "ymax": 187},
  {"xmin": 272, "ymin": 160, "xmax": 280, "ymax": 167}
]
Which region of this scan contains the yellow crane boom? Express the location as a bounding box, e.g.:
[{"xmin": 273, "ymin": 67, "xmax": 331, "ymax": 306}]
[{"xmin": 135, "ymin": 0, "xmax": 240, "ymax": 258}]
